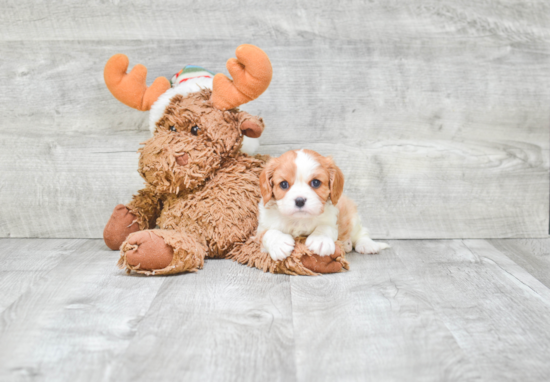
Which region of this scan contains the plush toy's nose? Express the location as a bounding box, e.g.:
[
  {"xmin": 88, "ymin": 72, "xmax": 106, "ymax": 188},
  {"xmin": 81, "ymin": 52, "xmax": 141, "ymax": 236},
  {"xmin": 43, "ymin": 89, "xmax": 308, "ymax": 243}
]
[{"xmin": 175, "ymin": 153, "xmax": 189, "ymax": 166}]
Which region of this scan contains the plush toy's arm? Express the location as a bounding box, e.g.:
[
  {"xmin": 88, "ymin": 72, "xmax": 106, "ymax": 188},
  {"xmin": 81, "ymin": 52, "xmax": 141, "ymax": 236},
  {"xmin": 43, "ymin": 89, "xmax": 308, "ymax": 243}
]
[
  {"xmin": 103, "ymin": 186, "xmax": 162, "ymax": 251},
  {"xmin": 126, "ymin": 186, "xmax": 163, "ymax": 230}
]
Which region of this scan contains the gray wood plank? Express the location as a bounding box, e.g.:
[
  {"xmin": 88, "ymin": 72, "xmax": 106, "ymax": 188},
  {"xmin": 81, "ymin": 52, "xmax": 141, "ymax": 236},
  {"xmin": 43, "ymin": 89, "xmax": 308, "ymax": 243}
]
[
  {"xmin": 0, "ymin": 239, "xmax": 165, "ymax": 382},
  {"xmin": 0, "ymin": 131, "xmax": 145, "ymax": 238},
  {"xmin": 0, "ymin": 239, "xmax": 86, "ymax": 313},
  {"xmin": 263, "ymin": 141, "xmax": 548, "ymax": 239},
  {"xmin": 0, "ymin": 38, "xmax": 547, "ymax": 238},
  {"xmin": 108, "ymin": 259, "xmax": 296, "ymax": 382},
  {"xmin": 1, "ymin": 1, "xmax": 548, "ymax": 42},
  {"xmin": 391, "ymin": 240, "xmax": 550, "ymax": 381},
  {"xmin": 290, "ymin": 244, "xmax": 481, "ymax": 382},
  {"xmin": 486, "ymin": 238, "xmax": 550, "ymax": 289}
]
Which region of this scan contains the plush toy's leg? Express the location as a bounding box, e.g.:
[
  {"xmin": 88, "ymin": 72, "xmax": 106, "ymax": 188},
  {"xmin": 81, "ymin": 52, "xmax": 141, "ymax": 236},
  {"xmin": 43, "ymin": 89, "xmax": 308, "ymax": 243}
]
[
  {"xmin": 228, "ymin": 236, "xmax": 349, "ymax": 276},
  {"xmin": 118, "ymin": 230, "xmax": 206, "ymax": 276},
  {"xmin": 103, "ymin": 204, "xmax": 141, "ymax": 250}
]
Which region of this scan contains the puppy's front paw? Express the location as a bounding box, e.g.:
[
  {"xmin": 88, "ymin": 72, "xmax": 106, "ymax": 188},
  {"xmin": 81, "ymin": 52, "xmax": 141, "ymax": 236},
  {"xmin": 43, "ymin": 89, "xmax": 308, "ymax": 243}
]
[
  {"xmin": 263, "ymin": 231, "xmax": 295, "ymax": 261},
  {"xmin": 355, "ymin": 238, "xmax": 390, "ymax": 254},
  {"xmin": 306, "ymin": 235, "xmax": 336, "ymax": 257}
]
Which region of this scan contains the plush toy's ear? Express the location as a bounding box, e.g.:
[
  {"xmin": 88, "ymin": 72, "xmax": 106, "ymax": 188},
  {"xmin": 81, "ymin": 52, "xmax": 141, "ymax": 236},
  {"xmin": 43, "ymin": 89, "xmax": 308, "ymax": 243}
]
[
  {"xmin": 240, "ymin": 116, "xmax": 264, "ymax": 138},
  {"xmin": 327, "ymin": 157, "xmax": 345, "ymax": 205},
  {"xmin": 259, "ymin": 159, "xmax": 277, "ymax": 205}
]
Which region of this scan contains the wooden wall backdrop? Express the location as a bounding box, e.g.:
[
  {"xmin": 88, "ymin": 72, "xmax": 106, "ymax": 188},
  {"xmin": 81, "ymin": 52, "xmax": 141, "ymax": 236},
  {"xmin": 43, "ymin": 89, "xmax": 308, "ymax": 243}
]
[{"xmin": 0, "ymin": 0, "xmax": 548, "ymax": 239}]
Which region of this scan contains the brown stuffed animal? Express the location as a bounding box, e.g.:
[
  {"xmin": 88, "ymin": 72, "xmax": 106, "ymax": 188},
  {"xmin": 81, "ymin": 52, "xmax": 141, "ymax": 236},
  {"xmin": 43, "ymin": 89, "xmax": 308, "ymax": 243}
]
[{"xmin": 102, "ymin": 44, "xmax": 347, "ymax": 275}]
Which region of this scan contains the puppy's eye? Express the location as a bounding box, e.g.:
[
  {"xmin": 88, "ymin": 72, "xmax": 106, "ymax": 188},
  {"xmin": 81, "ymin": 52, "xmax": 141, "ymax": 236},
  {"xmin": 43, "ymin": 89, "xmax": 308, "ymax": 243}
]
[
  {"xmin": 310, "ymin": 179, "xmax": 321, "ymax": 189},
  {"xmin": 280, "ymin": 181, "xmax": 289, "ymax": 190},
  {"xmin": 169, "ymin": 126, "xmax": 177, "ymax": 132},
  {"xmin": 191, "ymin": 125, "xmax": 200, "ymax": 136}
]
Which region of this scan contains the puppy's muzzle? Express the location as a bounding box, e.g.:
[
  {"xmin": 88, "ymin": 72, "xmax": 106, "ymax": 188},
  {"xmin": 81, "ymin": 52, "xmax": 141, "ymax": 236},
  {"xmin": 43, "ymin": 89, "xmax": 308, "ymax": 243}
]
[{"xmin": 175, "ymin": 153, "xmax": 189, "ymax": 166}]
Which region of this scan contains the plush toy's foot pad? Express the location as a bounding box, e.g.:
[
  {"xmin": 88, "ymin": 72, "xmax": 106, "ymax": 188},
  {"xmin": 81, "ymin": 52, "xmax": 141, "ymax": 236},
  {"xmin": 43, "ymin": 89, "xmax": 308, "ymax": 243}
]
[
  {"xmin": 103, "ymin": 204, "xmax": 140, "ymax": 250},
  {"xmin": 301, "ymin": 245, "xmax": 346, "ymax": 274},
  {"xmin": 119, "ymin": 230, "xmax": 207, "ymax": 276},
  {"xmin": 122, "ymin": 231, "xmax": 174, "ymax": 271}
]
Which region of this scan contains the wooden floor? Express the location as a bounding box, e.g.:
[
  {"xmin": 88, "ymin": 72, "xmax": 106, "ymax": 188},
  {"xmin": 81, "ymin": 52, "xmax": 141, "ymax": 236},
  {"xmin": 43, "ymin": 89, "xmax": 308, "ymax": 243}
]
[{"xmin": 1, "ymin": 238, "xmax": 550, "ymax": 381}]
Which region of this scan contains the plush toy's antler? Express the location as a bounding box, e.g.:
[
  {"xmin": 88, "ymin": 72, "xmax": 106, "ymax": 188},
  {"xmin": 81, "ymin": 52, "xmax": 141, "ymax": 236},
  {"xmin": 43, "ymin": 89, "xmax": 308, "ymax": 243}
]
[
  {"xmin": 104, "ymin": 54, "xmax": 171, "ymax": 111},
  {"xmin": 211, "ymin": 45, "xmax": 273, "ymax": 111}
]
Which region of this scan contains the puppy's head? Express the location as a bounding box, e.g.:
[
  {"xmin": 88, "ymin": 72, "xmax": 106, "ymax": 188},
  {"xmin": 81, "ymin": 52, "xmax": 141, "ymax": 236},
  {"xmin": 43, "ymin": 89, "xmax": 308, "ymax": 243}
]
[{"xmin": 260, "ymin": 149, "xmax": 344, "ymax": 218}]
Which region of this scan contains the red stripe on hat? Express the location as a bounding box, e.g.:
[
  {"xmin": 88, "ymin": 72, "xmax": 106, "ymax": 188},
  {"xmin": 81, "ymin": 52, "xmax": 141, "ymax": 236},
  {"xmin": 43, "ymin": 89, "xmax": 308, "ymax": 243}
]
[{"xmin": 178, "ymin": 75, "xmax": 212, "ymax": 84}]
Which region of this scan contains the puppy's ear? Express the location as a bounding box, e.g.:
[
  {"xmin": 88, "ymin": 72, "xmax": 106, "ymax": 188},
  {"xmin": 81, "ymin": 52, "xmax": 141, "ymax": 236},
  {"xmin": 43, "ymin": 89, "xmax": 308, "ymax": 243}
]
[
  {"xmin": 259, "ymin": 159, "xmax": 277, "ymax": 205},
  {"xmin": 327, "ymin": 157, "xmax": 344, "ymax": 205}
]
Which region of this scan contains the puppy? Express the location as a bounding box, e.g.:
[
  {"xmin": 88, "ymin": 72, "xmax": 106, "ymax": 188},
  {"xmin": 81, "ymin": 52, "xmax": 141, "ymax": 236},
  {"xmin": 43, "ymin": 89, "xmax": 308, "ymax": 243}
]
[{"xmin": 257, "ymin": 149, "xmax": 389, "ymax": 261}]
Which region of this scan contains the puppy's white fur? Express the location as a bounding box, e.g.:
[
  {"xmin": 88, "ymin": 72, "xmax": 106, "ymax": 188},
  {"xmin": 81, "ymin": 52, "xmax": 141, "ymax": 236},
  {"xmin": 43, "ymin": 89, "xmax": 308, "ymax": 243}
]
[
  {"xmin": 258, "ymin": 150, "xmax": 389, "ymax": 261},
  {"xmin": 259, "ymin": 201, "xmax": 339, "ymax": 258}
]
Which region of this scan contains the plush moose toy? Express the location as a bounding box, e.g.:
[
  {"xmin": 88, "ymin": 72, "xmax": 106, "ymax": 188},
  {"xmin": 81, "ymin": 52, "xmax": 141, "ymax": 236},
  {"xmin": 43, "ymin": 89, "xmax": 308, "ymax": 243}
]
[{"xmin": 103, "ymin": 44, "xmax": 348, "ymax": 275}]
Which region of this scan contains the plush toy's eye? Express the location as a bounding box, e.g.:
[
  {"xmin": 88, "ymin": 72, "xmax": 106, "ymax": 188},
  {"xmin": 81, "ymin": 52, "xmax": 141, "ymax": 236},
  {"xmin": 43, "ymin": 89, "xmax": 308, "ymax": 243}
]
[
  {"xmin": 169, "ymin": 126, "xmax": 177, "ymax": 132},
  {"xmin": 280, "ymin": 181, "xmax": 289, "ymax": 190},
  {"xmin": 191, "ymin": 125, "xmax": 199, "ymax": 136},
  {"xmin": 310, "ymin": 179, "xmax": 321, "ymax": 189}
]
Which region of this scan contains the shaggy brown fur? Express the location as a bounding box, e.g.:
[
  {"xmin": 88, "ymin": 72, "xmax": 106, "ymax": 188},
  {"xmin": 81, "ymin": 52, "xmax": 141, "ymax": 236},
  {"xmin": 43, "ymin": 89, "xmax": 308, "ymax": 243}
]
[{"xmin": 105, "ymin": 89, "xmax": 343, "ymax": 275}]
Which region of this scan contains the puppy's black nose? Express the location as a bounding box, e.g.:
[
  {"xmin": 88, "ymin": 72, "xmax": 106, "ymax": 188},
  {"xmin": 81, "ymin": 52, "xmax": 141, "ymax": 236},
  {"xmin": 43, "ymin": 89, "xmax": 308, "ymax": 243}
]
[{"xmin": 295, "ymin": 197, "xmax": 306, "ymax": 208}]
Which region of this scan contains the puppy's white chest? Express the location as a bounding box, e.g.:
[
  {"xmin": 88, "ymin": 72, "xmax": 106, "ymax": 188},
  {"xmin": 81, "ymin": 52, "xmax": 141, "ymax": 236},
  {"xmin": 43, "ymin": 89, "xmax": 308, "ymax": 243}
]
[
  {"xmin": 258, "ymin": 202, "xmax": 338, "ymax": 238},
  {"xmin": 279, "ymin": 219, "xmax": 319, "ymax": 237}
]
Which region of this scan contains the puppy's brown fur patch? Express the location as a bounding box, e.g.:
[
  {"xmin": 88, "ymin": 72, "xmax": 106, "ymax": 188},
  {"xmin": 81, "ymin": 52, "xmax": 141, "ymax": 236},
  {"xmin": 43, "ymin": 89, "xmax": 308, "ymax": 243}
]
[{"xmin": 336, "ymin": 195, "xmax": 357, "ymax": 243}]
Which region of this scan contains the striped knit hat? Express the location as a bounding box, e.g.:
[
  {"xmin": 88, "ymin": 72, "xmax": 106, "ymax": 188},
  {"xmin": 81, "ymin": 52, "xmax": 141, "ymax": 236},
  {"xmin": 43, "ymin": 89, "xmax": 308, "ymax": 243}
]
[{"xmin": 170, "ymin": 65, "xmax": 215, "ymax": 87}]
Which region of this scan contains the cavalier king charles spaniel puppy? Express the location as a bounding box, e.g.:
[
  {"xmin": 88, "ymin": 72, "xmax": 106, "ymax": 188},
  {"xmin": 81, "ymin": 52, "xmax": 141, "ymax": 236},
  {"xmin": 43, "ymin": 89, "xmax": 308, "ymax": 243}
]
[{"xmin": 257, "ymin": 149, "xmax": 389, "ymax": 261}]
